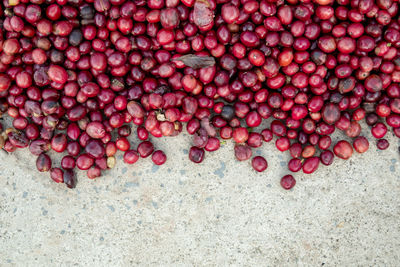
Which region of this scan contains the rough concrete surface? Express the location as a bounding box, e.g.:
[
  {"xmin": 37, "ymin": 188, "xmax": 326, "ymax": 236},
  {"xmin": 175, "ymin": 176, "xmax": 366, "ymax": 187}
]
[{"xmin": 0, "ymin": 123, "xmax": 399, "ymax": 266}]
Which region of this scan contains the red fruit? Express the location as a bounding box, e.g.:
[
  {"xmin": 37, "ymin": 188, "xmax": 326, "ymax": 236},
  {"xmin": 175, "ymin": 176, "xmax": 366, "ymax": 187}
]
[
  {"xmin": 51, "ymin": 133, "xmax": 67, "ymax": 153},
  {"xmin": 288, "ymin": 158, "xmax": 302, "ymax": 172},
  {"xmin": 48, "ymin": 65, "xmax": 68, "ymax": 84},
  {"xmin": 116, "ymin": 137, "xmax": 130, "ymax": 151},
  {"xmin": 36, "ymin": 153, "xmax": 52, "ymax": 172},
  {"xmin": 247, "ymin": 132, "xmax": 263, "ymax": 148},
  {"xmin": 276, "ymin": 137, "xmax": 290, "ymax": 151},
  {"xmin": 334, "ymin": 140, "xmax": 353, "ymax": 160},
  {"xmin": 64, "ymin": 169, "xmax": 77, "ymax": 189},
  {"xmin": 124, "ymin": 150, "xmax": 139, "ymax": 164},
  {"xmin": 320, "ymin": 150, "xmax": 334, "ymax": 166},
  {"xmin": 345, "ymin": 121, "xmax": 361, "ymax": 138},
  {"xmin": 0, "ymin": 74, "xmax": 11, "ymax": 92},
  {"xmin": 152, "ymin": 150, "xmax": 167, "ymax": 165},
  {"xmin": 234, "ymin": 144, "xmax": 252, "ymax": 161},
  {"xmin": 86, "ymin": 122, "xmax": 106, "ymax": 139},
  {"xmin": 245, "ymin": 111, "xmax": 261, "ymax": 127},
  {"xmin": 205, "ymin": 137, "xmax": 220, "ymax": 152},
  {"xmin": 61, "ymin": 155, "xmax": 76, "ymax": 169},
  {"xmin": 261, "ymin": 129, "xmax": 273, "ymax": 142},
  {"xmin": 251, "ymin": 156, "xmax": 268, "ymax": 172},
  {"xmin": 289, "ymin": 143, "xmax": 302, "ymax": 158},
  {"xmin": 85, "ymin": 139, "xmax": 105, "ymax": 159},
  {"xmin": 353, "ymin": 136, "xmax": 369, "ymax": 153},
  {"xmin": 302, "ymin": 157, "xmax": 320, "ymax": 174},
  {"xmin": 371, "ymin": 123, "xmax": 387, "ymax": 139},
  {"xmin": 376, "ymin": 139, "xmax": 389, "ymax": 150},
  {"xmin": 137, "ymin": 141, "xmax": 154, "ymax": 158},
  {"xmin": 67, "ymin": 123, "xmax": 81, "ymax": 140},
  {"xmin": 281, "ymin": 175, "xmax": 296, "ymax": 190},
  {"xmin": 318, "ymin": 136, "xmax": 332, "ymax": 150},
  {"xmin": 87, "ymin": 166, "xmax": 101, "ymax": 179},
  {"xmin": 3, "ymin": 39, "xmax": 20, "ymax": 55},
  {"xmin": 50, "ymin": 168, "xmax": 64, "ymax": 183},
  {"xmin": 321, "ymin": 103, "xmax": 340, "ymax": 124},
  {"xmin": 76, "ymin": 154, "xmax": 94, "ymax": 170},
  {"xmin": 364, "ymin": 74, "xmax": 383, "ymax": 92},
  {"xmin": 221, "ymin": 4, "xmax": 239, "ymax": 24},
  {"xmin": 189, "ymin": 146, "xmax": 205, "ymax": 163},
  {"xmin": 233, "ymin": 127, "xmax": 249, "ymax": 143}
]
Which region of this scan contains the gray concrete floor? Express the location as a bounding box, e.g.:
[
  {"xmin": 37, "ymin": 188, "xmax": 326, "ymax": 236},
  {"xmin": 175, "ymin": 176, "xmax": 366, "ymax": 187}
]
[{"xmin": 0, "ymin": 123, "xmax": 399, "ymax": 266}]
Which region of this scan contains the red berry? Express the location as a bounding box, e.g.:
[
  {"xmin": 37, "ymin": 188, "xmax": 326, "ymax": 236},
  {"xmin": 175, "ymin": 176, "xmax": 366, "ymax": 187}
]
[{"xmin": 281, "ymin": 175, "xmax": 296, "ymax": 190}]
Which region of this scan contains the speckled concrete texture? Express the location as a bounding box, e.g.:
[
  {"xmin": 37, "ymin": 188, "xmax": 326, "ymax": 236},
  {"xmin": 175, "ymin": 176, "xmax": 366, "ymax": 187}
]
[{"xmin": 0, "ymin": 126, "xmax": 399, "ymax": 266}]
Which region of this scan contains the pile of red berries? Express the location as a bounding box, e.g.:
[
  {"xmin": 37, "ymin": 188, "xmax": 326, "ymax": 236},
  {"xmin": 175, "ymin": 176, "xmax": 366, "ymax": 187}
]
[{"xmin": 0, "ymin": 0, "xmax": 399, "ymax": 189}]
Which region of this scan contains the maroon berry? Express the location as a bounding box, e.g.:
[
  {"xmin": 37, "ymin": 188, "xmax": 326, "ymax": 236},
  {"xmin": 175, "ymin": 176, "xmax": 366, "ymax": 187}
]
[
  {"xmin": 36, "ymin": 153, "xmax": 52, "ymax": 172},
  {"xmin": 64, "ymin": 169, "xmax": 77, "ymax": 189},
  {"xmin": 137, "ymin": 141, "xmax": 154, "ymax": 158},
  {"xmin": 29, "ymin": 139, "xmax": 51, "ymax": 156},
  {"xmin": 377, "ymin": 139, "xmax": 389, "ymax": 150},
  {"xmin": 321, "ymin": 103, "xmax": 340, "ymax": 125},
  {"xmin": 320, "ymin": 150, "xmax": 334, "ymax": 166},
  {"xmin": 85, "ymin": 139, "xmax": 105, "ymax": 159},
  {"xmin": 189, "ymin": 146, "xmax": 205, "ymax": 163},
  {"xmin": 288, "ymin": 158, "xmax": 302, "ymax": 172},
  {"xmin": 281, "ymin": 175, "xmax": 296, "ymax": 190}
]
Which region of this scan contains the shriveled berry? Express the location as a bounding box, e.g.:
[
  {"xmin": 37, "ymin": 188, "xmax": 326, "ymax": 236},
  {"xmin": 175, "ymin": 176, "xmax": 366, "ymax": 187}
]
[{"xmin": 64, "ymin": 169, "xmax": 77, "ymax": 189}]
